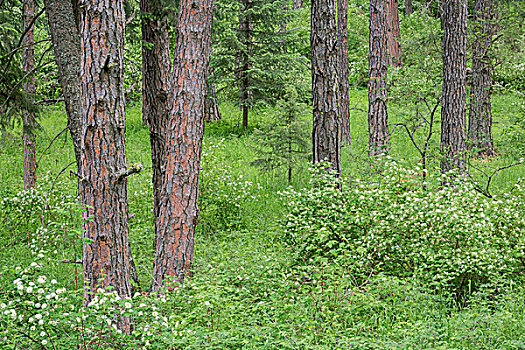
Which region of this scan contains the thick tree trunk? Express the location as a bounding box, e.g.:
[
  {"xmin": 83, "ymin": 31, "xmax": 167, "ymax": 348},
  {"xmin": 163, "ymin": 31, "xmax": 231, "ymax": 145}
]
[
  {"xmin": 151, "ymin": 0, "xmax": 214, "ymax": 291},
  {"xmin": 468, "ymin": 0, "xmax": 496, "ymax": 158},
  {"xmin": 441, "ymin": 0, "xmax": 467, "ymax": 173},
  {"xmin": 238, "ymin": 0, "xmax": 252, "ymax": 129},
  {"xmin": 311, "ymin": 0, "xmax": 341, "ymax": 173},
  {"xmin": 44, "ymin": 0, "xmax": 83, "ymax": 168},
  {"xmin": 22, "ymin": 0, "xmax": 36, "ymax": 189},
  {"xmin": 338, "ymin": 0, "xmax": 351, "ymax": 145},
  {"xmin": 386, "ymin": 0, "xmax": 403, "ymax": 67},
  {"xmin": 405, "ymin": 0, "xmax": 412, "ymax": 15},
  {"xmin": 79, "ymin": 0, "xmax": 139, "ymax": 313},
  {"xmin": 368, "ymin": 0, "xmax": 390, "ymax": 156},
  {"xmin": 141, "ymin": 0, "xmax": 171, "ymax": 239}
]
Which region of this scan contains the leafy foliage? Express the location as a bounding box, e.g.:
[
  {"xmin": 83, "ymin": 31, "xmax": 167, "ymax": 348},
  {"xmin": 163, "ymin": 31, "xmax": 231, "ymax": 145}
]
[{"xmin": 282, "ymin": 161, "xmax": 525, "ymax": 298}]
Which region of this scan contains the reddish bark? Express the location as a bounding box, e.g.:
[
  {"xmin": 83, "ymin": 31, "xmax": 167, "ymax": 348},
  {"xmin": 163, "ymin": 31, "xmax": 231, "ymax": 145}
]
[
  {"xmin": 151, "ymin": 0, "xmax": 214, "ymax": 291},
  {"xmin": 386, "ymin": 0, "xmax": 403, "ymax": 67},
  {"xmin": 79, "ymin": 0, "xmax": 139, "ymax": 315},
  {"xmin": 141, "ymin": 0, "xmax": 172, "ymax": 237},
  {"xmin": 311, "ymin": 0, "xmax": 341, "ymax": 173},
  {"xmin": 441, "ymin": 0, "xmax": 468, "ymax": 173},
  {"xmin": 338, "ymin": 0, "xmax": 351, "ymax": 145},
  {"xmin": 368, "ymin": 0, "xmax": 390, "ymax": 156},
  {"xmin": 22, "ymin": 0, "xmax": 36, "ymax": 189}
]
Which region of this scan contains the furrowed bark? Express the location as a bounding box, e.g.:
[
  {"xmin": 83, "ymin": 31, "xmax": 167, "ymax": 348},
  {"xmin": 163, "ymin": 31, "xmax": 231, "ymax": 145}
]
[
  {"xmin": 468, "ymin": 0, "xmax": 496, "ymax": 158},
  {"xmin": 311, "ymin": 0, "xmax": 341, "ymax": 173},
  {"xmin": 22, "ymin": 0, "xmax": 37, "ymax": 189},
  {"xmin": 141, "ymin": 0, "xmax": 172, "ymax": 244},
  {"xmin": 79, "ymin": 0, "xmax": 139, "ymax": 322},
  {"xmin": 368, "ymin": 0, "xmax": 390, "ymax": 156},
  {"xmin": 441, "ymin": 0, "xmax": 467, "ymax": 173},
  {"xmin": 386, "ymin": 0, "xmax": 403, "ymax": 67},
  {"xmin": 44, "ymin": 0, "xmax": 83, "ymax": 169},
  {"xmin": 151, "ymin": 0, "xmax": 214, "ymax": 291},
  {"xmin": 338, "ymin": 0, "xmax": 351, "ymax": 145}
]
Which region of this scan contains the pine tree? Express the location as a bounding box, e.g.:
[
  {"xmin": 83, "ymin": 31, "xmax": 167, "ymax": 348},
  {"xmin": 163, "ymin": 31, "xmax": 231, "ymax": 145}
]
[
  {"xmin": 468, "ymin": 0, "xmax": 496, "ymax": 158},
  {"xmin": 212, "ymin": 0, "xmax": 307, "ymax": 128},
  {"xmin": 22, "ymin": 0, "xmax": 37, "ymax": 189},
  {"xmin": 368, "ymin": 0, "xmax": 390, "ymax": 156},
  {"xmin": 252, "ymin": 85, "xmax": 309, "ymax": 184},
  {"xmin": 79, "ymin": 0, "xmax": 139, "ymax": 321},
  {"xmin": 151, "ymin": 0, "xmax": 214, "ymax": 290},
  {"xmin": 441, "ymin": 0, "xmax": 467, "ymax": 173},
  {"xmin": 311, "ymin": 0, "xmax": 340, "ymax": 173}
]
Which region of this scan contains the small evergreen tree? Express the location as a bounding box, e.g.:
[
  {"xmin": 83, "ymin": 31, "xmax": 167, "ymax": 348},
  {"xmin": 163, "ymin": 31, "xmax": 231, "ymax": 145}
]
[
  {"xmin": 212, "ymin": 0, "xmax": 309, "ymax": 128},
  {"xmin": 251, "ymin": 85, "xmax": 310, "ymax": 184}
]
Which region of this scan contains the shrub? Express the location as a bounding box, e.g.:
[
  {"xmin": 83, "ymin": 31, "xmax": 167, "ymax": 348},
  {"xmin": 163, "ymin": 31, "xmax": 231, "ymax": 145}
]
[{"xmin": 281, "ymin": 161, "xmax": 525, "ymax": 298}]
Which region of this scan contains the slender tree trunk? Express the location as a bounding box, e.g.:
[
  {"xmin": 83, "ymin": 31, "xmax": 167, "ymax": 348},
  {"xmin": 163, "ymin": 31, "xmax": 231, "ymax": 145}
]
[
  {"xmin": 386, "ymin": 0, "xmax": 403, "ymax": 67},
  {"xmin": 151, "ymin": 0, "xmax": 214, "ymax": 291},
  {"xmin": 22, "ymin": 0, "xmax": 36, "ymax": 189},
  {"xmin": 338, "ymin": 0, "xmax": 351, "ymax": 145},
  {"xmin": 311, "ymin": 0, "xmax": 341, "ymax": 173},
  {"xmin": 293, "ymin": 0, "xmax": 303, "ymax": 10},
  {"xmin": 79, "ymin": 0, "xmax": 139, "ymax": 316},
  {"xmin": 405, "ymin": 0, "xmax": 412, "ymax": 15},
  {"xmin": 44, "ymin": 0, "xmax": 83, "ymax": 168},
  {"xmin": 204, "ymin": 61, "xmax": 222, "ymax": 122},
  {"xmin": 468, "ymin": 0, "xmax": 496, "ymax": 158},
  {"xmin": 141, "ymin": 0, "xmax": 171, "ymax": 242},
  {"xmin": 238, "ymin": 0, "xmax": 252, "ymax": 129},
  {"xmin": 368, "ymin": 0, "xmax": 390, "ymax": 156},
  {"xmin": 441, "ymin": 0, "xmax": 467, "ymax": 173}
]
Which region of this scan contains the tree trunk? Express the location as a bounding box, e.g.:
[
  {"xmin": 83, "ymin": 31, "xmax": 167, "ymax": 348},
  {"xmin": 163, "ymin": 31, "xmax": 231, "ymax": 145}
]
[
  {"xmin": 386, "ymin": 0, "xmax": 403, "ymax": 67},
  {"xmin": 151, "ymin": 0, "xmax": 214, "ymax": 291},
  {"xmin": 204, "ymin": 61, "xmax": 222, "ymax": 122},
  {"xmin": 368, "ymin": 0, "xmax": 390, "ymax": 156},
  {"xmin": 311, "ymin": 0, "xmax": 341, "ymax": 173},
  {"xmin": 141, "ymin": 0, "xmax": 171, "ymax": 242},
  {"xmin": 79, "ymin": 0, "xmax": 139, "ymax": 316},
  {"xmin": 338, "ymin": 0, "xmax": 351, "ymax": 145},
  {"xmin": 405, "ymin": 0, "xmax": 412, "ymax": 15},
  {"xmin": 22, "ymin": 0, "xmax": 36, "ymax": 189},
  {"xmin": 44, "ymin": 0, "xmax": 83, "ymax": 168},
  {"xmin": 441, "ymin": 0, "xmax": 467, "ymax": 173},
  {"xmin": 468, "ymin": 0, "xmax": 496, "ymax": 158},
  {"xmin": 238, "ymin": 0, "xmax": 252, "ymax": 129}
]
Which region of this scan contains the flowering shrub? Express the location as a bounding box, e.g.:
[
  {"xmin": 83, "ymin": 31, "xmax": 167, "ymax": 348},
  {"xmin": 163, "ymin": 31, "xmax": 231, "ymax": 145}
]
[
  {"xmin": 0, "ymin": 251, "xmax": 211, "ymax": 349},
  {"xmin": 199, "ymin": 139, "xmax": 263, "ymax": 233},
  {"xmin": 0, "ymin": 174, "xmax": 81, "ymax": 255},
  {"xmin": 281, "ymin": 162, "xmax": 525, "ymax": 297}
]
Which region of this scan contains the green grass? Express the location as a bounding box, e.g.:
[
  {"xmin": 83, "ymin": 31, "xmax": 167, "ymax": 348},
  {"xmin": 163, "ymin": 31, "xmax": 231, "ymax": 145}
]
[{"xmin": 1, "ymin": 90, "xmax": 525, "ymax": 348}]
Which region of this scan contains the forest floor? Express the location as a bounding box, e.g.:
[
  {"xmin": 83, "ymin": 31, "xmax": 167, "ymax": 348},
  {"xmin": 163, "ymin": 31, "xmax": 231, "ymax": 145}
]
[{"xmin": 1, "ymin": 90, "xmax": 525, "ymax": 349}]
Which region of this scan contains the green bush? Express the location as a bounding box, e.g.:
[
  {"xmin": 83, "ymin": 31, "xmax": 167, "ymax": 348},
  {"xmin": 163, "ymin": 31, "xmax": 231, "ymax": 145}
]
[{"xmin": 281, "ymin": 161, "xmax": 525, "ymax": 298}]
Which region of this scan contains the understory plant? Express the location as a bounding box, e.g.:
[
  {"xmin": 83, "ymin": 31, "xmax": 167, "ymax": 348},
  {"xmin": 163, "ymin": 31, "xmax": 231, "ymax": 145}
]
[{"xmin": 281, "ymin": 161, "xmax": 525, "ymax": 298}]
